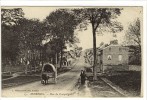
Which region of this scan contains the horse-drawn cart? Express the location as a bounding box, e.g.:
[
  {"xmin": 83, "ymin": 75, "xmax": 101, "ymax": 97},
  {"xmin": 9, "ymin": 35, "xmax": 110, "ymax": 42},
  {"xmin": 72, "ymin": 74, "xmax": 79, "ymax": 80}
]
[{"xmin": 41, "ymin": 63, "xmax": 57, "ymax": 85}]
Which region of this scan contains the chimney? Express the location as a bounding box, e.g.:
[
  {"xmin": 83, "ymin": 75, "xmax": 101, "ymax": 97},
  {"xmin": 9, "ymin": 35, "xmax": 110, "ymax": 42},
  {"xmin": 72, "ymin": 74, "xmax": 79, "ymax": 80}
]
[{"xmin": 110, "ymin": 40, "xmax": 118, "ymax": 45}]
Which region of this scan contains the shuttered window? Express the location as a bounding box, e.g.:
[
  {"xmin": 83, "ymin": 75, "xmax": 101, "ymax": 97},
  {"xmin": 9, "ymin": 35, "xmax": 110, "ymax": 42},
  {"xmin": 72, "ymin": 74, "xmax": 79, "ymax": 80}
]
[{"xmin": 119, "ymin": 55, "xmax": 122, "ymax": 61}]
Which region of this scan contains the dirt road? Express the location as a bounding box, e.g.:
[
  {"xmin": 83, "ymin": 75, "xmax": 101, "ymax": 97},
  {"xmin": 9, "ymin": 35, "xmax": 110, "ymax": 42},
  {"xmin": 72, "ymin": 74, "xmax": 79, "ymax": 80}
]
[
  {"xmin": 2, "ymin": 55, "xmax": 123, "ymax": 97},
  {"xmin": 2, "ymin": 56, "xmax": 87, "ymax": 97}
]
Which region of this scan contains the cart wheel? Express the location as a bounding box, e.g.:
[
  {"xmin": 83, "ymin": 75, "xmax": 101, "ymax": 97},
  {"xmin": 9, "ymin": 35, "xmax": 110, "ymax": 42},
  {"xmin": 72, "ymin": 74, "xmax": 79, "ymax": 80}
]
[{"xmin": 41, "ymin": 80, "xmax": 45, "ymax": 84}]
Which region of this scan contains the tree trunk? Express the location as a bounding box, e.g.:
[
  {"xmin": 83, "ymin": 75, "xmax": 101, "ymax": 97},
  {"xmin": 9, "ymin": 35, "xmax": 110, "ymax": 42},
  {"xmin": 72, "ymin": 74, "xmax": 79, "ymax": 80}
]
[
  {"xmin": 55, "ymin": 53, "xmax": 58, "ymax": 67},
  {"xmin": 39, "ymin": 46, "xmax": 42, "ymax": 67},
  {"xmin": 92, "ymin": 24, "xmax": 97, "ymax": 81},
  {"xmin": 41, "ymin": 47, "xmax": 44, "ymax": 67},
  {"xmin": 57, "ymin": 53, "xmax": 59, "ymax": 64},
  {"xmin": 60, "ymin": 46, "xmax": 63, "ymax": 69}
]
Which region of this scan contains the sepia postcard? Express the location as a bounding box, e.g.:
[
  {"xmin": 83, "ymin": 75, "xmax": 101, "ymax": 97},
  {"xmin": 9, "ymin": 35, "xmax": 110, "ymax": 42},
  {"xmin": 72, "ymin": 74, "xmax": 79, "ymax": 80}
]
[{"xmin": 1, "ymin": 6, "xmax": 144, "ymax": 98}]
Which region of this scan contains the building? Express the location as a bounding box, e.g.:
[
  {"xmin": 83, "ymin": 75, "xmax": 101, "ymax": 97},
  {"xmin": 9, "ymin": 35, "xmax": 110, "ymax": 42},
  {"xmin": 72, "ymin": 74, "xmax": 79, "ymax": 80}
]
[
  {"xmin": 98, "ymin": 45, "xmax": 129, "ymax": 73},
  {"xmin": 62, "ymin": 50, "xmax": 75, "ymax": 66}
]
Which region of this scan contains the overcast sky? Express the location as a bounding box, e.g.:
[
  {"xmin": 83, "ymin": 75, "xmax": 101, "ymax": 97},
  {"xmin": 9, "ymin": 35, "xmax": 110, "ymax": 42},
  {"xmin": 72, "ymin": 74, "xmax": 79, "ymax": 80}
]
[{"xmin": 3, "ymin": 7, "xmax": 143, "ymax": 50}]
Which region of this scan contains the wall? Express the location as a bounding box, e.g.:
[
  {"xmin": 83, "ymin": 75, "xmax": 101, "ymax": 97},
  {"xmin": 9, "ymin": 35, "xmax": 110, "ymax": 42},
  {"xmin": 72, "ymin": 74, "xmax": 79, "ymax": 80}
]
[
  {"xmin": 129, "ymin": 65, "xmax": 141, "ymax": 71},
  {"xmin": 101, "ymin": 45, "xmax": 129, "ymax": 72},
  {"xmin": 102, "ymin": 46, "xmax": 129, "ymax": 65},
  {"xmin": 103, "ymin": 65, "xmax": 129, "ymax": 72}
]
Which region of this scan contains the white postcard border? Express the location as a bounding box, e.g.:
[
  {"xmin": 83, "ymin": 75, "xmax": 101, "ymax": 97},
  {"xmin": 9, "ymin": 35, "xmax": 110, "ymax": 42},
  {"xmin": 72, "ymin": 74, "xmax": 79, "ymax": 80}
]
[{"xmin": 0, "ymin": 0, "xmax": 147, "ymax": 100}]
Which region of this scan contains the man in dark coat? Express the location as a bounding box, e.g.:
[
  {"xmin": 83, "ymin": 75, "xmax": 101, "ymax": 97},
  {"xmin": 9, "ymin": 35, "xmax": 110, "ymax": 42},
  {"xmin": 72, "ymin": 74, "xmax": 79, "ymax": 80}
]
[{"xmin": 80, "ymin": 70, "xmax": 86, "ymax": 85}]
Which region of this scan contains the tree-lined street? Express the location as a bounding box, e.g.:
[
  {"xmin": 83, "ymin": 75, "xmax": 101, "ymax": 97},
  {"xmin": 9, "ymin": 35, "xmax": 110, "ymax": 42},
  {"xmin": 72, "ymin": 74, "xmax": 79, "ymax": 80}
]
[
  {"xmin": 2, "ymin": 54, "xmax": 124, "ymax": 97},
  {"xmin": 1, "ymin": 7, "xmax": 142, "ymax": 97}
]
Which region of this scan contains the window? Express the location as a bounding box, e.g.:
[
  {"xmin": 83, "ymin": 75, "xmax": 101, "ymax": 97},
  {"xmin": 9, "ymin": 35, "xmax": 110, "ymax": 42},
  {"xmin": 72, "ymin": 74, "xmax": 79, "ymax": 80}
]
[
  {"xmin": 118, "ymin": 55, "xmax": 122, "ymax": 61},
  {"xmin": 107, "ymin": 55, "xmax": 112, "ymax": 60}
]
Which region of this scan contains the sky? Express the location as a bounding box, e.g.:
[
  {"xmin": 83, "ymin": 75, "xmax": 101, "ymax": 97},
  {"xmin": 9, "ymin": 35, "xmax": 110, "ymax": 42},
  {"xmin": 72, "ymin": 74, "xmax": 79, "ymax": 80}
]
[
  {"xmin": 75, "ymin": 7, "xmax": 142, "ymax": 49},
  {"xmin": 3, "ymin": 7, "xmax": 143, "ymax": 50}
]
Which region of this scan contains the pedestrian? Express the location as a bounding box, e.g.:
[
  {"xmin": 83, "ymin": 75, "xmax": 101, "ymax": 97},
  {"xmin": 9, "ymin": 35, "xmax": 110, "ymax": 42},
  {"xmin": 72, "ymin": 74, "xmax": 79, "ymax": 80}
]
[
  {"xmin": 80, "ymin": 70, "xmax": 86, "ymax": 85},
  {"xmin": 80, "ymin": 70, "xmax": 83, "ymax": 85}
]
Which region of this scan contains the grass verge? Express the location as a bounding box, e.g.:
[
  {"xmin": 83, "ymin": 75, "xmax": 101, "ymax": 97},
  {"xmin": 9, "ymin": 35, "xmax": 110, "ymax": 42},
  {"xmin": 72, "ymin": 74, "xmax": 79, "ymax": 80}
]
[{"xmin": 105, "ymin": 71, "xmax": 141, "ymax": 97}]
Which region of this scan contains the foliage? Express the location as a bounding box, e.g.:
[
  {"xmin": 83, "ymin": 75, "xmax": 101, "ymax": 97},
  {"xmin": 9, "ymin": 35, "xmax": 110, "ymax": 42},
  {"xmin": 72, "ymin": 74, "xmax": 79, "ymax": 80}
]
[
  {"xmin": 1, "ymin": 8, "xmax": 24, "ymax": 65},
  {"xmin": 73, "ymin": 8, "xmax": 123, "ymax": 80},
  {"xmin": 128, "ymin": 45, "xmax": 141, "ymax": 65},
  {"xmin": 1, "ymin": 8, "xmax": 24, "ymax": 25},
  {"xmin": 125, "ymin": 18, "xmax": 141, "ymax": 50},
  {"xmin": 45, "ymin": 9, "xmax": 81, "ymax": 68},
  {"xmin": 1, "ymin": 8, "xmax": 46, "ymax": 69},
  {"xmin": 2, "ymin": 24, "xmax": 20, "ymax": 64},
  {"xmin": 45, "ymin": 9, "xmax": 81, "ymax": 43},
  {"xmin": 14, "ymin": 18, "xmax": 47, "ymax": 70},
  {"xmin": 125, "ymin": 18, "xmax": 141, "ymax": 65},
  {"xmin": 16, "ymin": 18, "xmax": 45, "ymax": 50},
  {"xmin": 73, "ymin": 8, "xmax": 123, "ymax": 34}
]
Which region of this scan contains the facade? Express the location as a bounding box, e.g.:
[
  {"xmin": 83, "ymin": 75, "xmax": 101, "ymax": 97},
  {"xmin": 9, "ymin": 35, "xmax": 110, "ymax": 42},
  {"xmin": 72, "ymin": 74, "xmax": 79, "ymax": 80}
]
[
  {"xmin": 98, "ymin": 45, "xmax": 129, "ymax": 72},
  {"xmin": 62, "ymin": 50, "xmax": 75, "ymax": 66}
]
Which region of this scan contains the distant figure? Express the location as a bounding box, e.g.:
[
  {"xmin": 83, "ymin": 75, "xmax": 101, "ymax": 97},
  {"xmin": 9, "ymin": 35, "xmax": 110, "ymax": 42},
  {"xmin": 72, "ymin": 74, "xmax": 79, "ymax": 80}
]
[{"xmin": 80, "ymin": 70, "xmax": 86, "ymax": 85}]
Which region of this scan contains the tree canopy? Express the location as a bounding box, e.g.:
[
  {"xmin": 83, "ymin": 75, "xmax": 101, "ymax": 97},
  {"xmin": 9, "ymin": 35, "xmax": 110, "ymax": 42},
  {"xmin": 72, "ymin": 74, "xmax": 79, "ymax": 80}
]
[
  {"xmin": 125, "ymin": 18, "xmax": 141, "ymax": 49},
  {"xmin": 1, "ymin": 8, "xmax": 24, "ymax": 65},
  {"xmin": 1, "ymin": 8, "xmax": 24, "ymax": 25},
  {"xmin": 45, "ymin": 9, "xmax": 81, "ymax": 68}
]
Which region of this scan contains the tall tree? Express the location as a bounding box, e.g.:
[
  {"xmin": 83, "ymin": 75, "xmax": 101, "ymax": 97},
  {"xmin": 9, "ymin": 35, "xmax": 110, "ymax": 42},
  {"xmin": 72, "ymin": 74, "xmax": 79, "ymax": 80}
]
[
  {"xmin": 15, "ymin": 18, "xmax": 46, "ymax": 71},
  {"xmin": 16, "ymin": 18, "xmax": 45, "ymax": 50},
  {"xmin": 125, "ymin": 18, "xmax": 141, "ymax": 65},
  {"xmin": 1, "ymin": 8, "xmax": 24, "ymax": 65},
  {"xmin": 125, "ymin": 18, "xmax": 141, "ymax": 50},
  {"xmin": 44, "ymin": 38, "xmax": 61, "ymax": 64},
  {"xmin": 2, "ymin": 25, "xmax": 20, "ymax": 65},
  {"xmin": 45, "ymin": 9, "xmax": 81, "ymax": 68},
  {"xmin": 74, "ymin": 8, "xmax": 123, "ymax": 80}
]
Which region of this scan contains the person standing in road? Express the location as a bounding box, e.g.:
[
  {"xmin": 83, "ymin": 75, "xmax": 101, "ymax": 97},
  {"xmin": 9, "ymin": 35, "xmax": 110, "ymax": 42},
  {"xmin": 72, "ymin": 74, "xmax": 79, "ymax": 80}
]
[{"xmin": 80, "ymin": 70, "xmax": 86, "ymax": 85}]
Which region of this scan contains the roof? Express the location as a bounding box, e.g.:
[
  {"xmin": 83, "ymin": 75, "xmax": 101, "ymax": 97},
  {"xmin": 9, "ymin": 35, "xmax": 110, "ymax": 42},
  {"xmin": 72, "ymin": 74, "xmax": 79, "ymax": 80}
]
[
  {"xmin": 99, "ymin": 44, "xmax": 125, "ymax": 51},
  {"xmin": 42, "ymin": 63, "xmax": 56, "ymax": 72}
]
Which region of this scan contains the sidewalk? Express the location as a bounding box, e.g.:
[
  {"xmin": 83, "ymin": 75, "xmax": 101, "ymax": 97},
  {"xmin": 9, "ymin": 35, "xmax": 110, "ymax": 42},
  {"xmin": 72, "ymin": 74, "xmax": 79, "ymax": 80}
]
[
  {"xmin": 75, "ymin": 80, "xmax": 92, "ymax": 97},
  {"xmin": 74, "ymin": 77, "xmax": 124, "ymax": 97}
]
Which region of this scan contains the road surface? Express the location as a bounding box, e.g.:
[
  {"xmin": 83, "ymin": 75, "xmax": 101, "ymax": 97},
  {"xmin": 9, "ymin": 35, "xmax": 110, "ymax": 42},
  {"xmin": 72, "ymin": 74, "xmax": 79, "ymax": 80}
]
[
  {"xmin": 2, "ymin": 55, "xmax": 123, "ymax": 97},
  {"xmin": 2, "ymin": 55, "xmax": 86, "ymax": 97}
]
